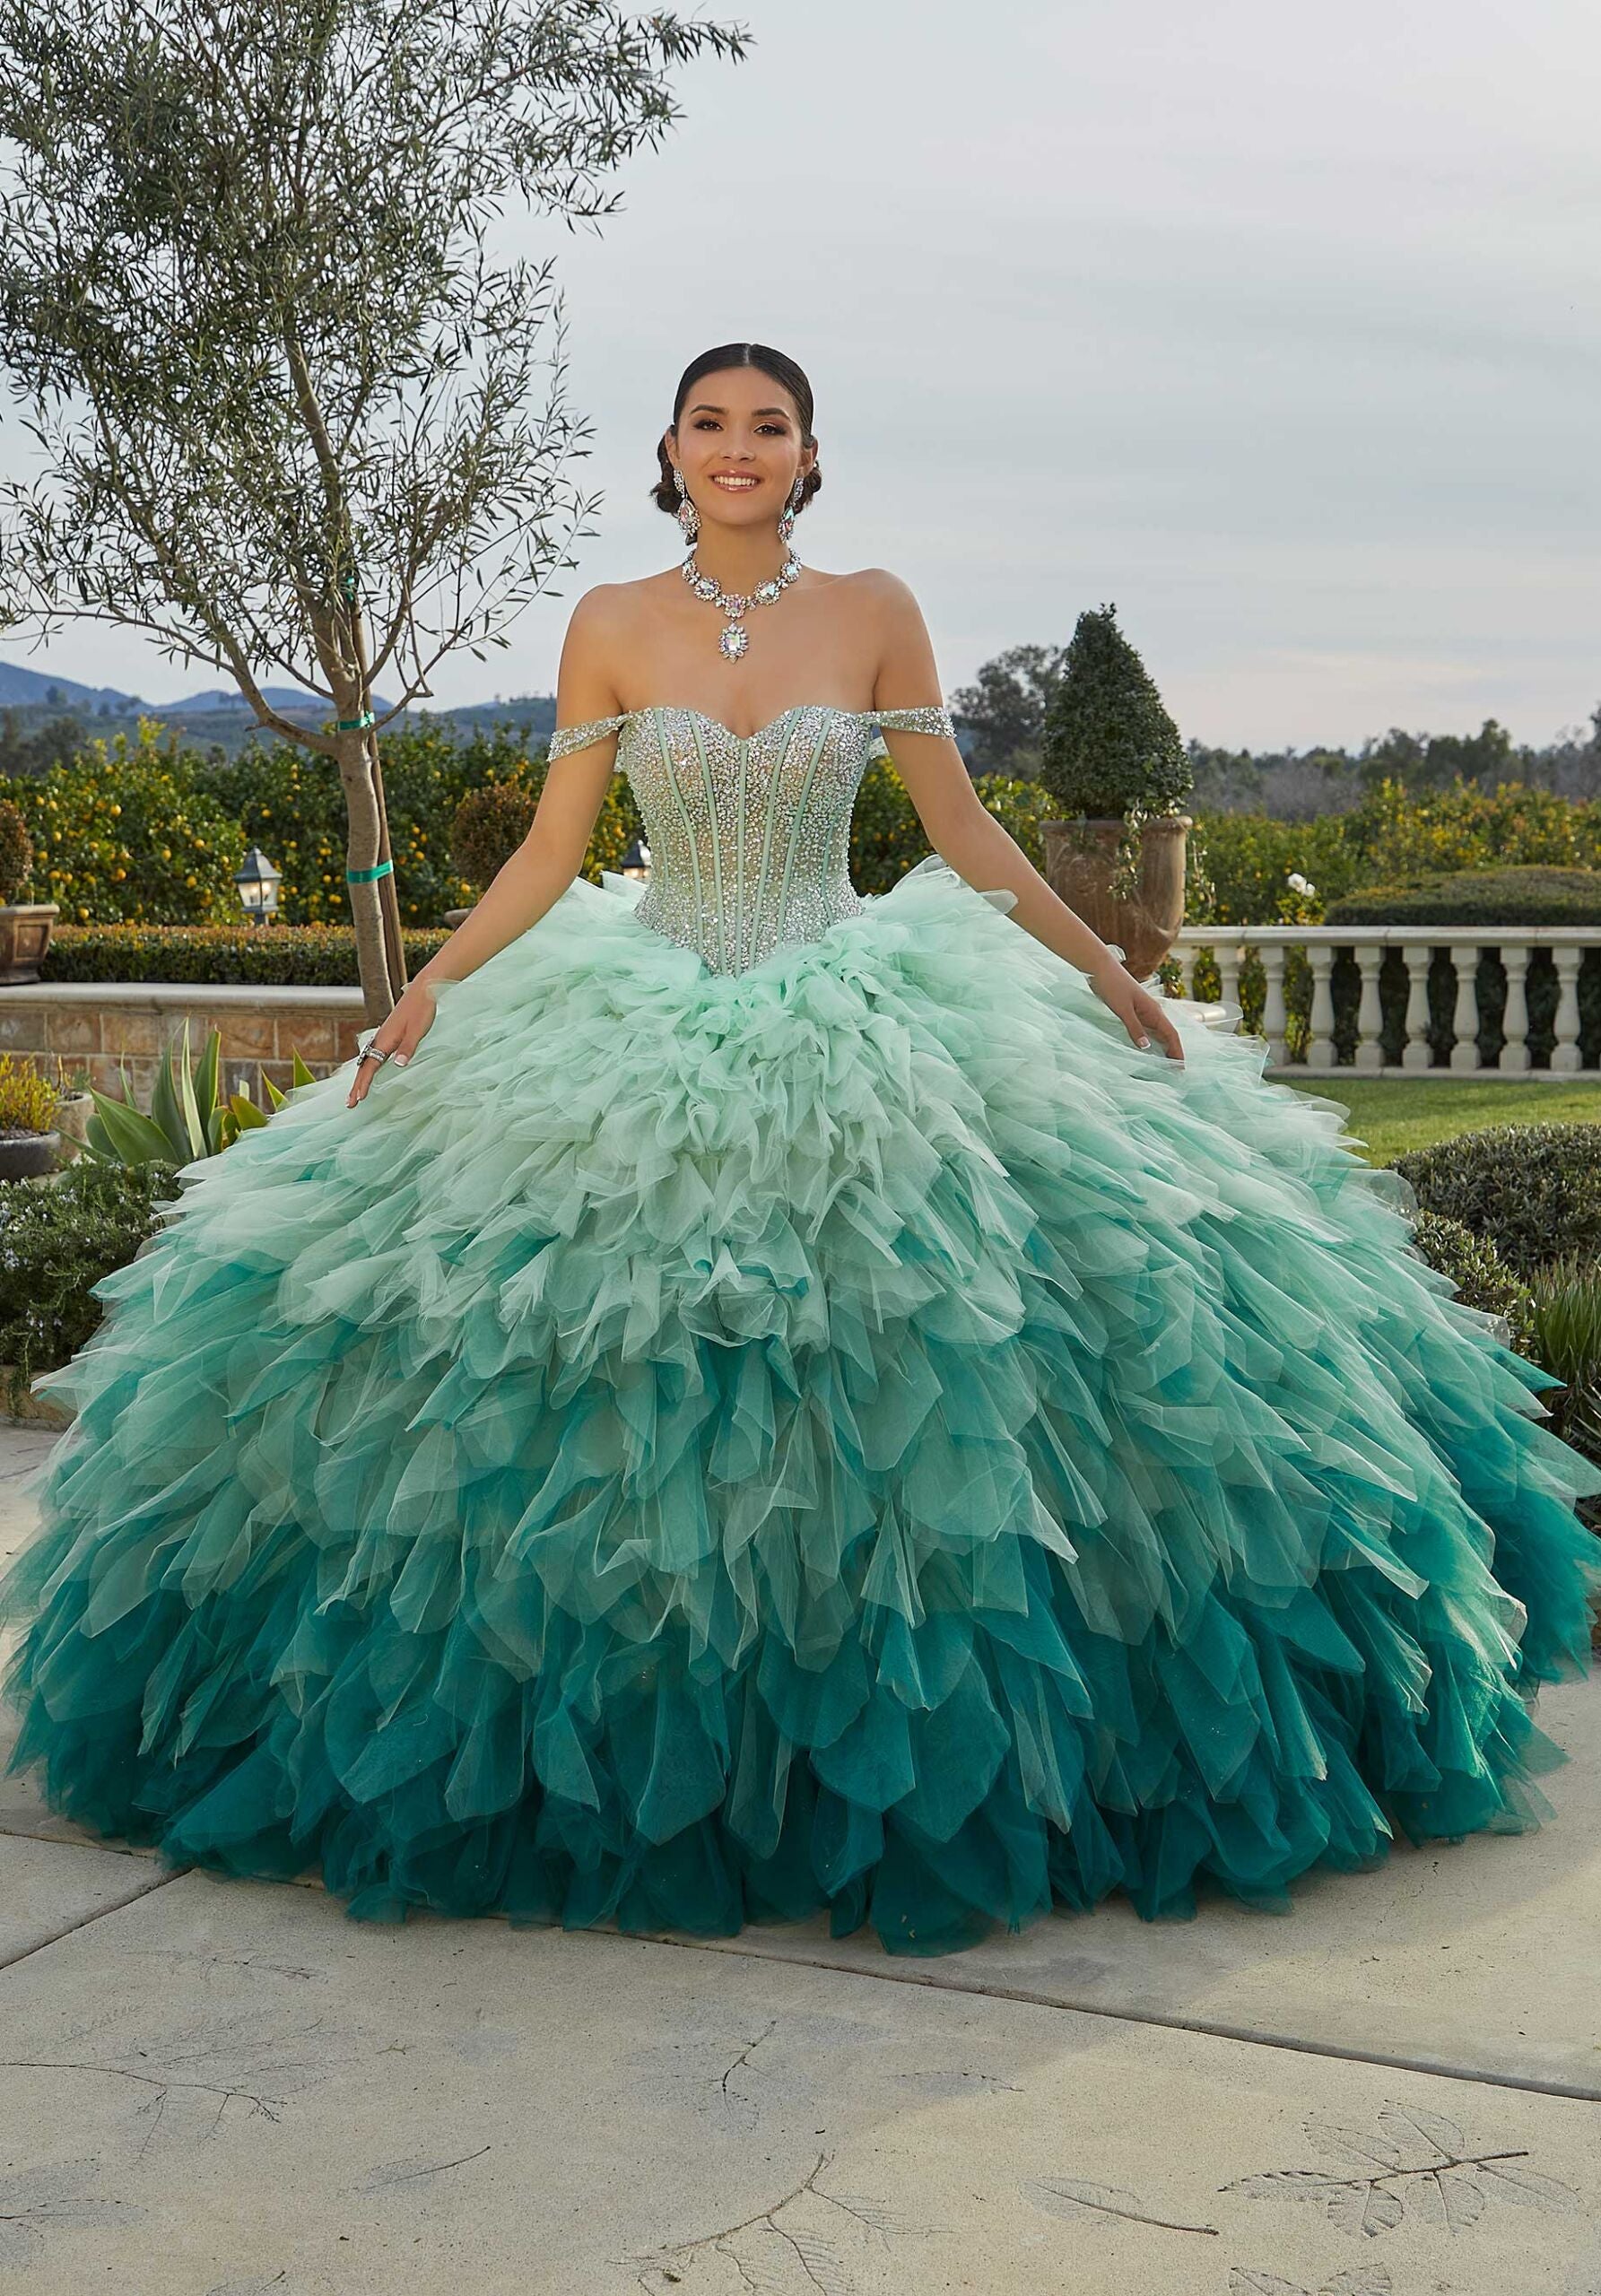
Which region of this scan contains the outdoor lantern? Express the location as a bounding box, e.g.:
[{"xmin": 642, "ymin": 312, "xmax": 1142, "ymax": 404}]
[
  {"xmin": 620, "ymin": 837, "xmax": 651, "ymax": 883},
  {"xmin": 235, "ymin": 845, "xmax": 283, "ymax": 921}
]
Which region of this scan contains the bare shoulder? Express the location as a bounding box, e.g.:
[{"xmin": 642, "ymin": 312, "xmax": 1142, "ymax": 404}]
[
  {"xmin": 559, "ymin": 578, "xmax": 652, "ymax": 675},
  {"xmin": 836, "ymin": 565, "xmax": 926, "ymax": 625},
  {"xmin": 564, "ymin": 579, "xmax": 642, "ymax": 635}
]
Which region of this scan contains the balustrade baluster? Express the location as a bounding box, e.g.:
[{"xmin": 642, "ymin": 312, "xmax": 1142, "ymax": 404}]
[
  {"xmin": 1354, "ymin": 945, "xmax": 1385, "ymax": 1072},
  {"xmin": 1552, "ymin": 949, "xmax": 1583, "ymax": 1074},
  {"xmin": 1400, "ymin": 944, "xmax": 1434, "ymax": 1072},
  {"xmin": 1498, "ymin": 944, "xmax": 1531, "ymax": 1073}
]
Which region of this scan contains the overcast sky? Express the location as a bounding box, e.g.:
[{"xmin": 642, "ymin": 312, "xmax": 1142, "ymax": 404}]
[{"xmin": 4, "ymin": 0, "xmax": 1597, "ymax": 750}]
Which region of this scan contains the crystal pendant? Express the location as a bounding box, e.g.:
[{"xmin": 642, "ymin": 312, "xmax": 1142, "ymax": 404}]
[{"xmin": 719, "ymin": 621, "xmax": 749, "ymax": 661}]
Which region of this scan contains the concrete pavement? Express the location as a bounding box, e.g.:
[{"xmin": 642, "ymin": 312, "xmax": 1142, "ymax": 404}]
[{"xmin": 3, "ymin": 1422, "xmax": 1597, "ymax": 2296}]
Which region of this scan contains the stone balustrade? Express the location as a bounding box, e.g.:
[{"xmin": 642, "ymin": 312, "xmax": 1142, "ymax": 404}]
[
  {"xmin": 5, "ymin": 929, "xmax": 1601, "ymax": 1097},
  {"xmin": 1168, "ymin": 925, "xmax": 1601, "ymax": 1077},
  {"xmin": 0, "ymin": 982, "xmax": 367, "ymax": 1103}
]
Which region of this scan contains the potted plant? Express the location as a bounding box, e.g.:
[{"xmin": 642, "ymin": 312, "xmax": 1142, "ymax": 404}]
[
  {"xmin": 447, "ymin": 777, "xmax": 539, "ymax": 924},
  {"xmin": 0, "ymin": 1052, "xmax": 62, "ymax": 1180},
  {"xmin": 47, "ymin": 1057, "xmax": 95, "ymax": 1162},
  {"xmin": 1038, "ymin": 604, "xmax": 1194, "ymax": 981},
  {"xmin": 0, "ymin": 799, "xmax": 58, "ymax": 983}
]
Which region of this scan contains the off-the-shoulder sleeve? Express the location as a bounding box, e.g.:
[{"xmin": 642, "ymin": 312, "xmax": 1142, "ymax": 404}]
[
  {"xmin": 547, "ymin": 712, "xmax": 629, "ymax": 761},
  {"xmin": 874, "ymin": 706, "xmax": 955, "ymax": 737}
]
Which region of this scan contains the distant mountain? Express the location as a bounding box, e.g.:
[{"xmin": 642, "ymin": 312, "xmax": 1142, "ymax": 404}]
[
  {"xmin": 157, "ymin": 684, "xmax": 407, "ymax": 719},
  {"xmin": 0, "ymin": 661, "xmax": 137, "ymax": 711},
  {"xmin": 0, "ymin": 657, "xmax": 557, "ymax": 756},
  {"xmin": 422, "ymin": 695, "xmax": 557, "ymax": 737},
  {"xmin": 0, "ymin": 661, "xmax": 399, "ymax": 717}
]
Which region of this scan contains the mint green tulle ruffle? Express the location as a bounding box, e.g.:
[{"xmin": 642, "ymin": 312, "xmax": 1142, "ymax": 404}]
[{"xmin": 3, "ymin": 856, "xmax": 1598, "ymax": 1954}]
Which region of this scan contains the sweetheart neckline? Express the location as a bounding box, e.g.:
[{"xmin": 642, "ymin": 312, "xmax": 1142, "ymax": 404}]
[{"xmin": 618, "ymin": 702, "xmax": 881, "ymax": 746}]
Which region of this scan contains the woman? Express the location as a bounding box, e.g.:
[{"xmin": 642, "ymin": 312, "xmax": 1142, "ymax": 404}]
[{"xmin": 4, "ymin": 342, "xmax": 1597, "ymax": 1956}]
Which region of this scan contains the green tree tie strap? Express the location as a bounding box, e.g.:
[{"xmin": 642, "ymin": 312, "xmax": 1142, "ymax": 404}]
[
  {"xmin": 337, "ymin": 711, "xmax": 377, "ymax": 730},
  {"xmin": 346, "ymin": 858, "xmax": 394, "ymax": 883}
]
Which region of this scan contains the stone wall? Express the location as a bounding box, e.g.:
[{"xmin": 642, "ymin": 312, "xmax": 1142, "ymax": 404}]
[{"xmin": 0, "ymin": 983, "xmax": 367, "ymax": 1105}]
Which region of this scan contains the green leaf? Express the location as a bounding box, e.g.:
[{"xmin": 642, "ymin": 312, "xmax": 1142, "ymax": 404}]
[
  {"xmin": 83, "ymin": 1083, "xmax": 176, "ymax": 1167},
  {"xmin": 148, "ymin": 1040, "xmax": 192, "ymax": 1161},
  {"xmin": 194, "ymin": 1025, "xmax": 222, "ymax": 1125},
  {"xmin": 229, "ymin": 1092, "xmax": 269, "ymax": 1130},
  {"xmin": 290, "ymin": 1048, "xmax": 317, "ymax": 1088},
  {"xmin": 261, "ymin": 1068, "xmax": 286, "ymax": 1109},
  {"xmin": 174, "ymin": 1017, "xmax": 208, "ymax": 1157}
]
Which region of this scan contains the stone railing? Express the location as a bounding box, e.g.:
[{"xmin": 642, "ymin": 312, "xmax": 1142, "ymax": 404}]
[
  {"xmin": 1168, "ymin": 925, "xmax": 1601, "ymax": 1078},
  {"xmin": 0, "ymin": 981, "xmax": 366, "ymax": 1102}
]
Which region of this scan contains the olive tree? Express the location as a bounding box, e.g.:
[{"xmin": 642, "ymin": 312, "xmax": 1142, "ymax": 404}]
[{"xmin": 0, "ymin": 0, "xmax": 748, "ymax": 1018}]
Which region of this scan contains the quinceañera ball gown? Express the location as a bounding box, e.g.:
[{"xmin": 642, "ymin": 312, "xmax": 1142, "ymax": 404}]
[{"xmin": 4, "ymin": 700, "xmax": 1599, "ymax": 1956}]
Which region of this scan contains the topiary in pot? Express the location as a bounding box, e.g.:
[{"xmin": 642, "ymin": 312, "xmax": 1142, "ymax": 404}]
[
  {"xmin": 447, "ymin": 777, "xmax": 540, "ymax": 923},
  {"xmin": 1038, "ymin": 603, "xmax": 1194, "ymax": 979},
  {"xmin": 0, "ymin": 797, "xmax": 57, "ymax": 984}
]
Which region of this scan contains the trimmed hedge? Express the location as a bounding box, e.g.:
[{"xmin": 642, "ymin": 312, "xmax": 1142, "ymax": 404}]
[
  {"xmin": 42, "ymin": 923, "xmax": 452, "ymax": 987},
  {"xmin": 1389, "ymin": 1122, "xmax": 1601, "ymax": 1279},
  {"xmin": 1326, "ymin": 865, "xmax": 1601, "ymax": 927}
]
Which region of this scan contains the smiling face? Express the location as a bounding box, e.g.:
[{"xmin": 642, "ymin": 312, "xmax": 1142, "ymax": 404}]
[{"xmin": 666, "ymin": 364, "xmax": 814, "ymax": 536}]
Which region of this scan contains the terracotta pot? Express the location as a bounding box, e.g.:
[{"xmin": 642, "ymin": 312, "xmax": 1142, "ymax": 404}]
[
  {"xmin": 1041, "ymin": 814, "xmax": 1192, "ymax": 980},
  {"xmin": 0, "ymin": 902, "xmax": 58, "ymax": 984},
  {"xmin": 0, "ymin": 1129, "xmax": 62, "ymax": 1181}
]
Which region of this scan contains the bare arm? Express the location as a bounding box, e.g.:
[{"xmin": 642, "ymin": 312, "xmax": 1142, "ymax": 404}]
[
  {"xmin": 346, "ymin": 587, "xmax": 626, "ymax": 1105},
  {"xmin": 864, "ymin": 571, "xmax": 1185, "ymax": 1061}
]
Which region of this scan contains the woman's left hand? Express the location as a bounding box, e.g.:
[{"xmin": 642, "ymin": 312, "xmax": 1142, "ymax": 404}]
[{"xmin": 1085, "ymin": 954, "xmax": 1187, "ymax": 1062}]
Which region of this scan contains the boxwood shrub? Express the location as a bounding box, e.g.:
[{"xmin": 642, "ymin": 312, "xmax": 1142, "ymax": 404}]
[
  {"xmin": 1389, "ymin": 1123, "xmax": 1601, "ymax": 1279},
  {"xmin": 1404, "ymin": 1207, "xmax": 1536, "ymax": 1351},
  {"xmin": 0, "ymin": 1160, "xmax": 181, "ymax": 1411}
]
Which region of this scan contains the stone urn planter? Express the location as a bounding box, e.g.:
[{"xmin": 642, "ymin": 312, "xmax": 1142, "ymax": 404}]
[
  {"xmin": 0, "ymin": 1127, "xmax": 62, "ymax": 1181},
  {"xmin": 0, "ymin": 901, "xmax": 58, "ymax": 984},
  {"xmin": 1042, "ymin": 813, "xmax": 1193, "ymax": 982}
]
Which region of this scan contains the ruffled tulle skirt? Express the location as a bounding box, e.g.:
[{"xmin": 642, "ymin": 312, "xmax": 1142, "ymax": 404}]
[{"xmin": 3, "ymin": 856, "xmax": 1598, "ymax": 1952}]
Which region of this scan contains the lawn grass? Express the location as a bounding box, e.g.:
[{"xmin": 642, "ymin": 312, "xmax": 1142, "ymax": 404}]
[{"xmin": 1275, "ymin": 1075, "xmax": 1601, "ymax": 1166}]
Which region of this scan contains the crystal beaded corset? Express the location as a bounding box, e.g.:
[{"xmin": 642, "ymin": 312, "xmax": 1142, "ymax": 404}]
[{"xmin": 547, "ymin": 704, "xmax": 954, "ymax": 976}]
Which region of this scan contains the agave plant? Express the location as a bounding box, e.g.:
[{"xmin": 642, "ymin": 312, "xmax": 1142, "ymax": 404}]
[
  {"xmin": 82, "ymin": 1017, "xmax": 319, "ymax": 1166},
  {"xmin": 1523, "ymin": 1250, "xmax": 1601, "ymax": 1544}
]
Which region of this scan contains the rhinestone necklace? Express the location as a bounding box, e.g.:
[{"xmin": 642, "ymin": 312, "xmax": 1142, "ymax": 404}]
[{"xmin": 681, "ymin": 546, "xmax": 802, "ymax": 662}]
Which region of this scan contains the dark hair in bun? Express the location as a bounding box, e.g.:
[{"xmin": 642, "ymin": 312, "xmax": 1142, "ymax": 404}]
[{"xmin": 652, "ymin": 342, "xmax": 822, "ymax": 518}]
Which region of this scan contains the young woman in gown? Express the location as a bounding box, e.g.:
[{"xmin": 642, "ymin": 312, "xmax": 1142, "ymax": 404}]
[{"xmin": 3, "ymin": 342, "xmax": 1597, "ymax": 1956}]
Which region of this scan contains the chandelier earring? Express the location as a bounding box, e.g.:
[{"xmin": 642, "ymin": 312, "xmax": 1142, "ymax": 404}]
[
  {"xmin": 778, "ymin": 470, "xmax": 806, "ymax": 546},
  {"xmin": 673, "ymin": 465, "xmax": 700, "ymax": 544}
]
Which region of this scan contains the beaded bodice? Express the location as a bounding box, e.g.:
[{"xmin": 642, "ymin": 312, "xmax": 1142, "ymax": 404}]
[{"xmin": 546, "ymin": 703, "xmax": 955, "ymax": 975}]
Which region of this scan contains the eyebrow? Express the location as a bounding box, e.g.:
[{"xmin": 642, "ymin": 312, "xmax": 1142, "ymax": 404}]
[{"xmin": 685, "ymin": 403, "xmax": 792, "ymax": 419}]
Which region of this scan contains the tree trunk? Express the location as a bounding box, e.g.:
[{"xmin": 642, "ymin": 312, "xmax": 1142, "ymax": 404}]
[
  {"xmin": 334, "ymin": 725, "xmax": 396, "ymax": 1024},
  {"xmin": 346, "ymin": 601, "xmax": 408, "ymax": 1006},
  {"xmin": 368, "ymin": 729, "xmax": 409, "ymax": 1004}
]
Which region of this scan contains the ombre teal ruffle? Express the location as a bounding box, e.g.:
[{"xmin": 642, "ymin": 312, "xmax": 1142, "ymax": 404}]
[{"xmin": 3, "ymin": 855, "xmax": 1598, "ymax": 1954}]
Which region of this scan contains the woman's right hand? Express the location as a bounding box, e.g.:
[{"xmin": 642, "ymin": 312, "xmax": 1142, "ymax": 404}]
[{"xmin": 345, "ymin": 978, "xmax": 441, "ymax": 1109}]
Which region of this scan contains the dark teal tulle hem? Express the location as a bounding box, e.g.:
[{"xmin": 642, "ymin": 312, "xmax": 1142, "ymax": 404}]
[{"xmin": 4, "ymin": 856, "xmax": 1598, "ymax": 1956}]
